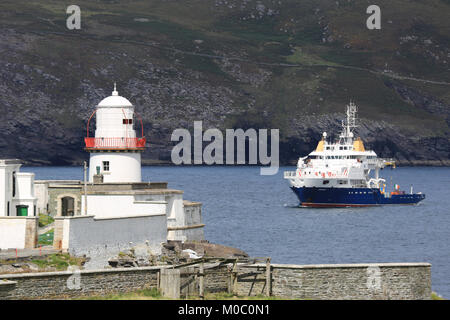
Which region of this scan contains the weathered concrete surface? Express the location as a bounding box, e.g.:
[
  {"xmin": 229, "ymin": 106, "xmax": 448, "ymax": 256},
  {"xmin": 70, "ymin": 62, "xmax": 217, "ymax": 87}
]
[{"xmin": 0, "ymin": 247, "xmax": 59, "ymax": 261}]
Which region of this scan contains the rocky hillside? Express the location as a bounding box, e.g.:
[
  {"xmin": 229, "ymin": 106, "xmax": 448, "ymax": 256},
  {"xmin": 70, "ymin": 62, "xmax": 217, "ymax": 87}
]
[{"xmin": 0, "ymin": 0, "xmax": 449, "ymax": 166}]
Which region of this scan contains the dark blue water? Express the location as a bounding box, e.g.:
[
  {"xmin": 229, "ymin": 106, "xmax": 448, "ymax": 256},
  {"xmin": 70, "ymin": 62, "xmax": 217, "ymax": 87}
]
[{"xmin": 24, "ymin": 166, "xmax": 450, "ymax": 298}]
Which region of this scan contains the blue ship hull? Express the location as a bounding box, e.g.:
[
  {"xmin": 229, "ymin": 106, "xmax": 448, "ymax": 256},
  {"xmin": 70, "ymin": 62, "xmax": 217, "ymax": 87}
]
[{"xmin": 291, "ymin": 187, "xmax": 425, "ymax": 207}]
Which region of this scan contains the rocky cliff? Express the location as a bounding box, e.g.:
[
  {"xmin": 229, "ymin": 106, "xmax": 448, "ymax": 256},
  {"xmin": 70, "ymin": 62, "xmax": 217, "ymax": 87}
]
[{"xmin": 0, "ymin": 0, "xmax": 449, "ymax": 166}]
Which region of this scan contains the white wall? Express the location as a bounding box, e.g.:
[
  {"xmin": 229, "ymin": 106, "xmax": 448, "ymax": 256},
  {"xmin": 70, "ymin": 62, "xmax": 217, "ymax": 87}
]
[
  {"xmin": 0, "ymin": 162, "xmax": 21, "ymax": 217},
  {"xmin": 0, "ymin": 218, "xmax": 27, "ymax": 249},
  {"xmin": 167, "ymin": 197, "xmax": 204, "ymax": 242},
  {"xmin": 88, "ymin": 153, "xmax": 141, "ymax": 183},
  {"xmin": 0, "ymin": 166, "xmax": 6, "ymax": 216},
  {"xmin": 34, "ymin": 181, "xmax": 49, "ymax": 215},
  {"xmin": 95, "ymin": 107, "xmax": 136, "ymax": 138},
  {"xmin": 0, "ymin": 161, "xmax": 36, "ymax": 217},
  {"xmin": 82, "ymin": 194, "xmax": 166, "ymax": 219},
  {"xmin": 57, "ymin": 214, "xmax": 167, "ymax": 258},
  {"xmin": 14, "ymin": 172, "xmax": 37, "ymax": 216}
]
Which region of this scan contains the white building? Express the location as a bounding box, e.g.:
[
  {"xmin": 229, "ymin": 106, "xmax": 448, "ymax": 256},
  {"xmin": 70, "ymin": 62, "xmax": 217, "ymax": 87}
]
[
  {"xmin": 1, "ymin": 86, "xmax": 204, "ymax": 256},
  {"xmin": 0, "ymin": 159, "xmax": 38, "ymax": 250},
  {"xmin": 0, "ymin": 159, "xmax": 37, "ymax": 217},
  {"xmin": 52, "ymin": 85, "xmax": 204, "ymax": 259}
]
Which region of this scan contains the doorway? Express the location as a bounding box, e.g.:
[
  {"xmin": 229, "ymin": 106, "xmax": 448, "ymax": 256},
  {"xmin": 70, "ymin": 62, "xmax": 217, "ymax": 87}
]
[{"xmin": 61, "ymin": 197, "xmax": 75, "ymax": 216}]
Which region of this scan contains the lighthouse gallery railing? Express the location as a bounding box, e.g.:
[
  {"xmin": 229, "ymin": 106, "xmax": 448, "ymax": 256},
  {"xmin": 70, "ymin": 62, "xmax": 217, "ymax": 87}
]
[{"xmin": 84, "ymin": 137, "xmax": 146, "ymax": 150}]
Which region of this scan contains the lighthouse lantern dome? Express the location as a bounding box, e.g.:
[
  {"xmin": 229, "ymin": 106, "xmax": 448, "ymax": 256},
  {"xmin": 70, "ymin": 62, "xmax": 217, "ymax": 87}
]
[{"xmin": 97, "ymin": 85, "xmax": 133, "ymax": 108}]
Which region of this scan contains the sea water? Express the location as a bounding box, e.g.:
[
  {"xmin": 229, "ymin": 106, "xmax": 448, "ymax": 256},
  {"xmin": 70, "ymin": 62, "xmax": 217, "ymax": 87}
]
[{"xmin": 25, "ymin": 166, "xmax": 450, "ymax": 298}]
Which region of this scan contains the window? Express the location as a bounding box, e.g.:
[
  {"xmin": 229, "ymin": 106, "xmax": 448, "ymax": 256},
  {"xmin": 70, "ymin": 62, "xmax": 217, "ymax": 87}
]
[
  {"xmin": 123, "ymin": 119, "xmax": 133, "ymax": 124},
  {"xmin": 103, "ymin": 161, "xmax": 110, "ymax": 171}
]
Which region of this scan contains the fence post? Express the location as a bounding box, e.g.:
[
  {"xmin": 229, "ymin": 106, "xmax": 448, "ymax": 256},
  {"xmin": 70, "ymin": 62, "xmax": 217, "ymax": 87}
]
[
  {"xmin": 199, "ymin": 262, "xmax": 204, "ymax": 299},
  {"xmin": 266, "ymin": 257, "xmax": 271, "ymax": 296},
  {"xmin": 156, "ymin": 269, "xmax": 160, "ymax": 290},
  {"xmin": 228, "ymin": 259, "xmax": 237, "ymax": 294},
  {"xmin": 160, "ymin": 268, "xmax": 180, "ymax": 299}
]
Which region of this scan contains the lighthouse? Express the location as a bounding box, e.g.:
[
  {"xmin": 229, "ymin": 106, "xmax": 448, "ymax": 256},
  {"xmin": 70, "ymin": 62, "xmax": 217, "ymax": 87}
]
[{"xmin": 84, "ymin": 84, "xmax": 146, "ymax": 183}]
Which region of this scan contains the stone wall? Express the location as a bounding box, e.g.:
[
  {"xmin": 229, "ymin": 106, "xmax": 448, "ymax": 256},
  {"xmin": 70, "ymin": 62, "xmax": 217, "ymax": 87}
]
[
  {"xmin": 0, "ymin": 267, "xmax": 160, "ymax": 299},
  {"xmin": 24, "ymin": 217, "xmax": 38, "ymax": 249},
  {"xmin": 235, "ymin": 263, "xmax": 432, "ymax": 300},
  {"xmin": 48, "ymin": 185, "xmax": 82, "ymax": 216},
  {"xmin": 0, "ymin": 262, "xmax": 431, "ymax": 300}
]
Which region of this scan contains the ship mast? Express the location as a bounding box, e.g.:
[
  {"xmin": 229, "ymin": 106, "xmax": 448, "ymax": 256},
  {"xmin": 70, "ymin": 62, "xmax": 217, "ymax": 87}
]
[{"xmin": 339, "ymin": 101, "xmax": 358, "ymax": 144}]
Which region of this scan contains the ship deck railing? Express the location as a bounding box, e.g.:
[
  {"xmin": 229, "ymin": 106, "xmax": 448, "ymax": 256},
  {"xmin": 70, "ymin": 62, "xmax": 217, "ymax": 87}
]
[{"xmin": 284, "ymin": 171, "xmax": 297, "ymax": 178}]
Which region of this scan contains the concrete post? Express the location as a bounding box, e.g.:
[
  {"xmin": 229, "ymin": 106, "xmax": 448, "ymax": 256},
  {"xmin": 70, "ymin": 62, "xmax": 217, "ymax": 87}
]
[
  {"xmin": 160, "ymin": 268, "xmax": 180, "ymax": 299},
  {"xmin": 265, "ymin": 257, "xmax": 271, "ymax": 296},
  {"xmin": 199, "ymin": 262, "xmax": 204, "ymax": 299},
  {"xmin": 230, "ymin": 259, "xmax": 237, "ymax": 295}
]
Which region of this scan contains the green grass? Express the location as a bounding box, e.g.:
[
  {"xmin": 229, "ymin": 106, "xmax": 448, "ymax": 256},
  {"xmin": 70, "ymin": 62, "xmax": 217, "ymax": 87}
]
[
  {"xmin": 80, "ymin": 289, "xmax": 291, "ymax": 300},
  {"xmin": 31, "ymin": 253, "xmax": 84, "ymax": 271},
  {"xmin": 38, "ymin": 214, "xmax": 54, "ymax": 228},
  {"xmin": 81, "ymin": 288, "xmax": 162, "ymax": 300},
  {"xmin": 198, "ymin": 293, "xmax": 293, "ymax": 300},
  {"xmin": 286, "ymin": 47, "xmax": 339, "ymax": 66},
  {"xmin": 38, "ymin": 229, "xmax": 54, "ymax": 246},
  {"xmin": 431, "ymin": 292, "xmax": 445, "ymax": 300}
]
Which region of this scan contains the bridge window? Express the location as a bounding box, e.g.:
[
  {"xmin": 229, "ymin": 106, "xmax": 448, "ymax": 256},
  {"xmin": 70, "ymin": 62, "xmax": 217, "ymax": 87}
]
[{"xmin": 123, "ymin": 119, "xmax": 133, "ymax": 124}]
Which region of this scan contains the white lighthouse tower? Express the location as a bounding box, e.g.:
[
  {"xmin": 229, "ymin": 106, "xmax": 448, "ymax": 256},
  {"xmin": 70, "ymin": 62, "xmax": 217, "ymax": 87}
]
[{"xmin": 85, "ymin": 84, "xmax": 146, "ymax": 183}]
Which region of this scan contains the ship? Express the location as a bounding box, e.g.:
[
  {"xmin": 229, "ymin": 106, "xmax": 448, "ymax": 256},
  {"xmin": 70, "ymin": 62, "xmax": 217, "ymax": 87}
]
[{"xmin": 284, "ymin": 102, "xmax": 426, "ymax": 207}]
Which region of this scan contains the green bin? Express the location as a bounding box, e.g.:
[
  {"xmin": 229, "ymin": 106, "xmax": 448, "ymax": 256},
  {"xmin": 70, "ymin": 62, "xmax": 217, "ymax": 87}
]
[{"xmin": 16, "ymin": 205, "xmax": 28, "ymax": 216}]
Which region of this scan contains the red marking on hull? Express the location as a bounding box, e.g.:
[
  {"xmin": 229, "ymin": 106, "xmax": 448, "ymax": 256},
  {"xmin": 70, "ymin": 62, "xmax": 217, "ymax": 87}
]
[{"xmin": 301, "ymin": 202, "xmax": 377, "ymax": 208}]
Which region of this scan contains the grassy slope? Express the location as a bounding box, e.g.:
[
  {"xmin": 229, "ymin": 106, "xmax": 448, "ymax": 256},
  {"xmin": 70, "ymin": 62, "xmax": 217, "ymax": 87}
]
[{"xmin": 0, "ymin": 0, "xmax": 448, "ymax": 162}]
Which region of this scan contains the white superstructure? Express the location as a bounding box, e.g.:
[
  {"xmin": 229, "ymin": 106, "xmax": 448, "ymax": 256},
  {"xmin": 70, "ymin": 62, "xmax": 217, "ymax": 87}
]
[{"xmin": 284, "ymin": 102, "xmax": 394, "ymax": 191}]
